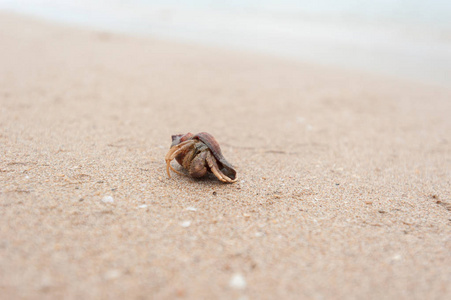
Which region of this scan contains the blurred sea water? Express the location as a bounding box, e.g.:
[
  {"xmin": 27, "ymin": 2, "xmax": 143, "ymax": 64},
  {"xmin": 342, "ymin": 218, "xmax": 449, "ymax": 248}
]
[{"xmin": 1, "ymin": 0, "xmax": 451, "ymax": 86}]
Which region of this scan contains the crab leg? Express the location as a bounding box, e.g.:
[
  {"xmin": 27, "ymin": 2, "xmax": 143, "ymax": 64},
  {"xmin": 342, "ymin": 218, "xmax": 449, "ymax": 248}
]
[
  {"xmin": 165, "ymin": 140, "xmax": 194, "ymax": 177},
  {"xmin": 206, "ymin": 152, "xmax": 237, "ymax": 183}
]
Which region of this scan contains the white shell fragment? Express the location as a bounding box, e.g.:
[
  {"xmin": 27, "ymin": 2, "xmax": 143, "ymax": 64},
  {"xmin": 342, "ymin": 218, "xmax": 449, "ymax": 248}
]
[
  {"xmin": 101, "ymin": 196, "xmax": 114, "ymax": 203},
  {"xmin": 104, "ymin": 269, "xmax": 121, "ymax": 280},
  {"xmin": 185, "ymin": 207, "xmax": 197, "ymax": 211},
  {"xmin": 229, "ymin": 273, "xmax": 247, "ymax": 289},
  {"xmin": 180, "ymin": 221, "xmax": 191, "ymax": 228}
]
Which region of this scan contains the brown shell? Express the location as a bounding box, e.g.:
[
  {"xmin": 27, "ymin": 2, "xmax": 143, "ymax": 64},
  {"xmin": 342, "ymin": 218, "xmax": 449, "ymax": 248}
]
[
  {"xmin": 193, "ymin": 132, "xmax": 236, "ymax": 180},
  {"xmin": 171, "ymin": 132, "xmax": 194, "ymax": 147}
]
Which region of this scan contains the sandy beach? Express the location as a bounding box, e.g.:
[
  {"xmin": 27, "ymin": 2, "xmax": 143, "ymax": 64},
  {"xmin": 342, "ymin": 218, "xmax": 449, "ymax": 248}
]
[{"xmin": 1, "ymin": 13, "xmax": 450, "ymax": 299}]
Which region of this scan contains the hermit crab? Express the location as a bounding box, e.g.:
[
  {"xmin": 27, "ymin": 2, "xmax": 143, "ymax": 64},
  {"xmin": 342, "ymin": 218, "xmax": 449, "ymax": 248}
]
[{"xmin": 165, "ymin": 132, "xmax": 237, "ymax": 183}]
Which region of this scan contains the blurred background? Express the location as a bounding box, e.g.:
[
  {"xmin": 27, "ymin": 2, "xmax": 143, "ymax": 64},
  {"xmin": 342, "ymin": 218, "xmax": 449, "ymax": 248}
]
[{"xmin": 1, "ymin": 0, "xmax": 450, "ymax": 86}]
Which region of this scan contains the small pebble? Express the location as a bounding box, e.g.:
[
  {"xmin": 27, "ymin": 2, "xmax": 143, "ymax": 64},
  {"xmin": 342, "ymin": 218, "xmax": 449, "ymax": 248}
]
[
  {"xmin": 255, "ymin": 232, "xmax": 264, "ymax": 237},
  {"xmin": 138, "ymin": 204, "xmax": 148, "ymax": 208},
  {"xmin": 180, "ymin": 221, "xmax": 191, "ymax": 228},
  {"xmin": 104, "ymin": 269, "xmax": 121, "ymax": 280},
  {"xmin": 391, "ymin": 254, "xmax": 402, "ymax": 261},
  {"xmin": 38, "ymin": 275, "xmax": 53, "ymax": 291},
  {"xmin": 101, "ymin": 196, "xmax": 114, "ymax": 203},
  {"xmin": 229, "ymin": 273, "xmax": 247, "ymax": 289},
  {"xmin": 296, "ymin": 116, "xmax": 305, "ymax": 123},
  {"xmin": 185, "ymin": 207, "xmax": 197, "ymax": 211}
]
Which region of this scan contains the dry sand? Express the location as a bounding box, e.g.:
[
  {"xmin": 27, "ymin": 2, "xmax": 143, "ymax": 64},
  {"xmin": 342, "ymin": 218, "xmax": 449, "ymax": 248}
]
[{"xmin": 1, "ymin": 13, "xmax": 450, "ymax": 299}]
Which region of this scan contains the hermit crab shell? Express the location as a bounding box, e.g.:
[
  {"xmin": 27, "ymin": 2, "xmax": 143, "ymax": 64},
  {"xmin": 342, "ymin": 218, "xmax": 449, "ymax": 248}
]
[
  {"xmin": 193, "ymin": 132, "xmax": 237, "ymax": 180},
  {"xmin": 171, "ymin": 132, "xmax": 194, "ymax": 147}
]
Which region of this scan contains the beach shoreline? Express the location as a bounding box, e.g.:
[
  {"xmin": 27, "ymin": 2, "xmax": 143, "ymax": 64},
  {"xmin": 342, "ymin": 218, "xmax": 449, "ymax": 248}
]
[
  {"xmin": 1, "ymin": 1, "xmax": 451, "ymax": 87},
  {"xmin": 1, "ymin": 12, "xmax": 450, "ymax": 299}
]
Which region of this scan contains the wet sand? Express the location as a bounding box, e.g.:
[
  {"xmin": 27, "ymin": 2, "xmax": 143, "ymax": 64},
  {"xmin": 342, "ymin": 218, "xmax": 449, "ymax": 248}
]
[{"xmin": 1, "ymin": 13, "xmax": 450, "ymax": 299}]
